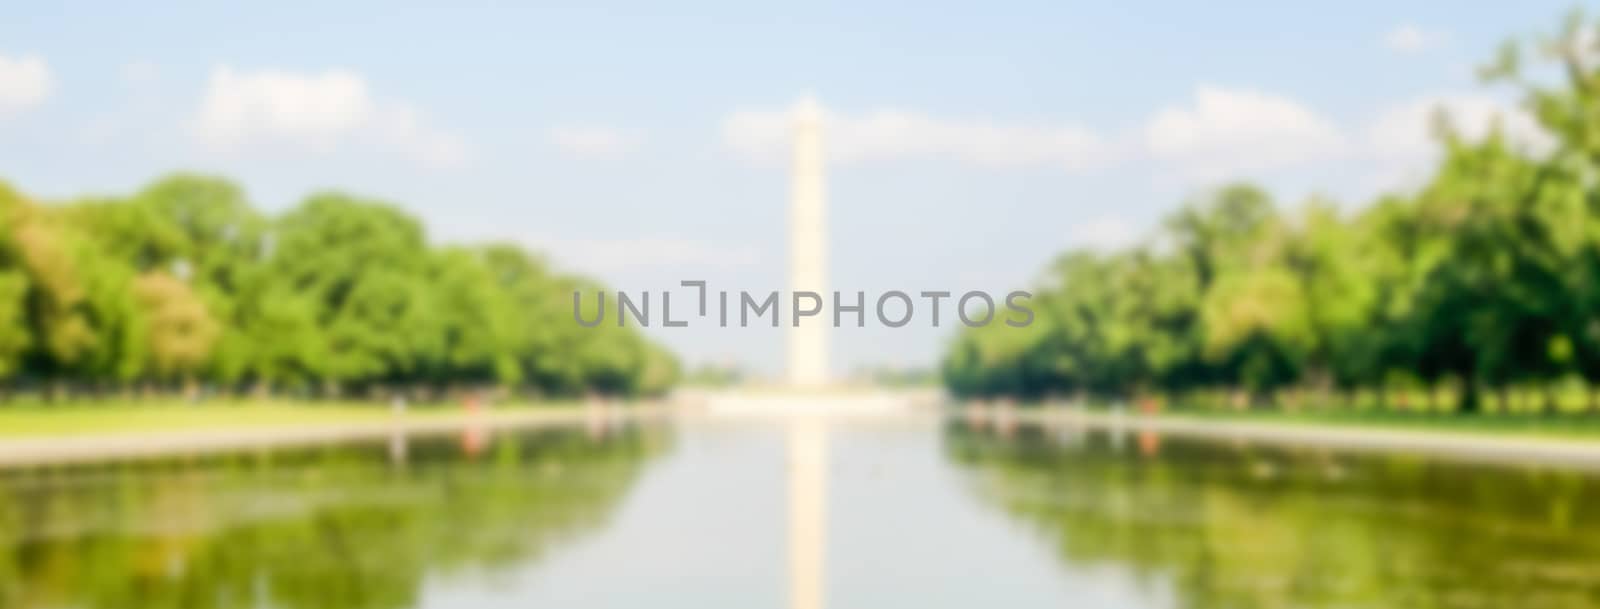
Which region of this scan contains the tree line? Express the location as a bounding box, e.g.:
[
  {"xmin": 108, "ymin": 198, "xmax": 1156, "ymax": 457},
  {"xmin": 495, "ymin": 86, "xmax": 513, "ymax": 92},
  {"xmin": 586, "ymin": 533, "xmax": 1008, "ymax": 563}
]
[
  {"xmin": 943, "ymin": 15, "xmax": 1600, "ymax": 414},
  {"xmin": 0, "ymin": 175, "xmax": 678, "ymax": 401}
]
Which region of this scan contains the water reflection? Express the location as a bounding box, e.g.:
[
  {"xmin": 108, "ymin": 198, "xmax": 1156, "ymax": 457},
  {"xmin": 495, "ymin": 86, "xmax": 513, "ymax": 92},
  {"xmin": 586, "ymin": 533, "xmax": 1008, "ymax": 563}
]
[
  {"xmin": 787, "ymin": 419, "xmax": 827, "ymax": 609},
  {"xmin": 0, "ymin": 423, "xmax": 670, "ymax": 609},
  {"xmin": 946, "ymin": 421, "xmax": 1600, "ymax": 609},
  {"xmin": 9, "ymin": 415, "xmax": 1600, "ymax": 609}
]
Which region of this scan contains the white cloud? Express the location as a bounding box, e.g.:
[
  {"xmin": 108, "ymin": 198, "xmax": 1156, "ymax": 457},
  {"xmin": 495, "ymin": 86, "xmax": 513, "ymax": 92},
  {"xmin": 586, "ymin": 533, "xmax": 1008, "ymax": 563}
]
[
  {"xmin": 1068, "ymin": 214, "xmax": 1139, "ymax": 252},
  {"xmin": 0, "ymin": 53, "xmax": 53, "ymax": 118},
  {"xmin": 722, "ymin": 99, "xmax": 1117, "ymax": 170},
  {"xmin": 720, "ymin": 108, "xmax": 790, "ymax": 163},
  {"xmin": 373, "ymin": 103, "xmax": 470, "ymax": 169},
  {"xmin": 1142, "ymin": 85, "xmax": 1347, "ymax": 178},
  {"xmin": 1384, "ymin": 25, "xmax": 1449, "ymax": 54},
  {"xmin": 1367, "ymin": 94, "xmax": 1546, "ymax": 159},
  {"xmin": 548, "ymin": 125, "xmax": 642, "ymax": 160},
  {"xmin": 189, "ymin": 66, "xmax": 468, "ymax": 169},
  {"xmin": 723, "ymin": 88, "xmax": 1338, "ymax": 179},
  {"xmin": 1362, "ymin": 93, "xmax": 1550, "ymax": 191},
  {"xmin": 719, "ymin": 86, "xmax": 1553, "ymax": 199},
  {"xmin": 531, "ymin": 236, "xmax": 761, "ymax": 272},
  {"xmin": 193, "ymin": 67, "xmax": 370, "ymax": 145}
]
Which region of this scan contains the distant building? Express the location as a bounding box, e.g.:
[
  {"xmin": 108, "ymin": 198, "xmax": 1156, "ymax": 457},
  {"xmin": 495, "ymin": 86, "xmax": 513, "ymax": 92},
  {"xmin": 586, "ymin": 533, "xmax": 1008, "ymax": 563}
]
[{"xmin": 788, "ymin": 97, "xmax": 829, "ymax": 388}]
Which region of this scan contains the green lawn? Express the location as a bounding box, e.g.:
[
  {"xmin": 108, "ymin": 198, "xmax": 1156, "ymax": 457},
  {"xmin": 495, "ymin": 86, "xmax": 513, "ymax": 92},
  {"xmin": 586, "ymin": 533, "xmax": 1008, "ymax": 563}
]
[
  {"xmin": 0, "ymin": 400, "xmax": 527, "ymax": 438},
  {"xmin": 1157, "ymin": 407, "xmax": 1600, "ymax": 441}
]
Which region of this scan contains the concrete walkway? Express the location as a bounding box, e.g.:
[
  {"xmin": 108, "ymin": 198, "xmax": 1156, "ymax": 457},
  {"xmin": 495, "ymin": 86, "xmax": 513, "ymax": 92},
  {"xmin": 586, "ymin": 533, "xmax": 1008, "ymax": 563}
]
[
  {"xmin": 1001, "ymin": 407, "xmax": 1600, "ymax": 470},
  {"xmin": 7, "ymin": 400, "xmax": 1600, "ymax": 470},
  {"xmin": 0, "ymin": 406, "xmax": 665, "ymax": 467}
]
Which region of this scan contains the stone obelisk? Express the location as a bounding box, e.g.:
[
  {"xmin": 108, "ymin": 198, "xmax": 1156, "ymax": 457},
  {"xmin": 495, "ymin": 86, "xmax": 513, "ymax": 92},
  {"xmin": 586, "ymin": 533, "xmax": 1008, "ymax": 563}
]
[{"xmin": 788, "ymin": 97, "xmax": 829, "ymax": 388}]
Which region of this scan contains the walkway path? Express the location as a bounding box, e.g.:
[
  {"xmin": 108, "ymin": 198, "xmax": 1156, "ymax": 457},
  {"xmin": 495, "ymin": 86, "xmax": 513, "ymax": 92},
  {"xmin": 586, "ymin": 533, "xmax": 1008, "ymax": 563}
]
[
  {"xmin": 0, "ymin": 406, "xmax": 664, "ymax": 467},
  {"xmin": 7, "ymin": 398, "xmax": 1600, "ymax": 470},
  {"xmin": 1003, "ymin": 407, "xmax": 1600, "ymax": 469}
]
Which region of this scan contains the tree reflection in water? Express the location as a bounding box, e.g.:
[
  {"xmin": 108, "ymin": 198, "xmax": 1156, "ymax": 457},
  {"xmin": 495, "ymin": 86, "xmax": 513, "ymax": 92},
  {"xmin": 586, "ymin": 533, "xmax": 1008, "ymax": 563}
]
[
  {"xmin": 0, "ymin": 424, "xmax": 670, "ymax": 609},
  {"xmin": 945, "ymin": 421, "xmax": 1600, "ymax": 609}
]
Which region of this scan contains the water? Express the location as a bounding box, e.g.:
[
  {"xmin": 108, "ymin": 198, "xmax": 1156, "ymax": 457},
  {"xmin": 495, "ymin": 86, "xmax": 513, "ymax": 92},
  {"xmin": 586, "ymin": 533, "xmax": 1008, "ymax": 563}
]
[{"xmin": 1, "ymin": 416, "xmax": 1598, "ymax": 609}]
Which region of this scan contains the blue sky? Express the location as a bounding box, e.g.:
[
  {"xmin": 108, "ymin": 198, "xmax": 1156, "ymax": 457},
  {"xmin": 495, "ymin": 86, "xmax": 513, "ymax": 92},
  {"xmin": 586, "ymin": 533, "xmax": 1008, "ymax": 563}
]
[{"xmin": 0, "ymin": 2, "xmax": 1582, "ymax": 376}]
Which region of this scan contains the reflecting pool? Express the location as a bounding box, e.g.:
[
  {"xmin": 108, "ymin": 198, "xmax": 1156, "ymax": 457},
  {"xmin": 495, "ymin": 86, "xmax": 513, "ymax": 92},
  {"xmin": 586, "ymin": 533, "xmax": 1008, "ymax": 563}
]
[
  {"xmin": 2, "ymin": 415, "xmax": 1598, "ymax": 608},
  {"xmin": 0, "ymin": 423, "xmax": 670, "ymax": 609},
  {"xmin": 947, "ymin": 420, "xmax": 1600, "ymax": 609}
]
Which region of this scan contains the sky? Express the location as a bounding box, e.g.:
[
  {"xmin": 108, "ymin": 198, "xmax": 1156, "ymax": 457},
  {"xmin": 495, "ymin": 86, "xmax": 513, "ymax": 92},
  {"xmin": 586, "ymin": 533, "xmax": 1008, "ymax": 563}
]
[{"xmin": 0, "ymin": 2, "xmax": 1582, "ymax": 377}]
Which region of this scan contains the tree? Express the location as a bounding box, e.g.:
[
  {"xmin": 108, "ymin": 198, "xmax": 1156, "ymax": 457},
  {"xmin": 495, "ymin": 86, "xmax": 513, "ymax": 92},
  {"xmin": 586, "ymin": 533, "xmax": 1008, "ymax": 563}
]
[
  {"xmin": 133, "ymin": 271, "xmax": 220, "ymax": 386},
  {"xmin": 0, "ymin": 176, "xmax": 678, "ymax": 402},
  {"xmin": 0, "ymin": 183, "xmax": 30, "ymax": 383},
  {"xmin": 1487, "ymin": 11, "xmax": 1600, "ymax": 411},
  {"xmin": 1280, "ymin": 201, "xmax": 1378, "ymax": 402},
  {"xmin": 271, "ymin": 193, "xmax": 433, "ymax": 394},
  {"xmin": 420, "ymin": 248, "xmax": 519, "ymax": 389}
]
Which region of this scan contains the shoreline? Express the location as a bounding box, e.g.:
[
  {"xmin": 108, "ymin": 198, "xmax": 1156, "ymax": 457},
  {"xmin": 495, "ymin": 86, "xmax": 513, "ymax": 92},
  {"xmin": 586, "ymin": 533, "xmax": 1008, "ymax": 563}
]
[
  {"xmin": 0, "ymin": 406, "xmax": 667, "ymax": 468},
  {"xmin": 7, "ymin": 399, "xmax": 1600, "ymax": 470},
  {"xmin": 996, "ymin": 407, "xmax": 1600, "ymax": 470}
]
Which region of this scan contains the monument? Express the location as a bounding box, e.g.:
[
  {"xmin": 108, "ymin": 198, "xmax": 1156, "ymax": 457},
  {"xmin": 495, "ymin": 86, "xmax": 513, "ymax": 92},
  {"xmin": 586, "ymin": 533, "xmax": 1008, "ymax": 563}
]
[{"xmin": 788, "ymin": 97, "xmax": 829, "ymax": 388}]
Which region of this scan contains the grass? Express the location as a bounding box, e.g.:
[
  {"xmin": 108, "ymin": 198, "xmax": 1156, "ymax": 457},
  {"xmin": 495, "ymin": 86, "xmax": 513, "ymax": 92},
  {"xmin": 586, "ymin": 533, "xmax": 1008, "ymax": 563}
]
[
  {"xmin": 1037, "ymin": 384, "xmax": 1600, "ymax": 441},
  {"xmin": 0, "ymin": 399, "xmax": 551, "ymax": 438},
  {"xmin": 1146, "ymin": 407, "xmax": 1600, "ymax": 441},
  {"xmin": 16, "ymin": 392, "xmax": 1600, "ymax": 444}
]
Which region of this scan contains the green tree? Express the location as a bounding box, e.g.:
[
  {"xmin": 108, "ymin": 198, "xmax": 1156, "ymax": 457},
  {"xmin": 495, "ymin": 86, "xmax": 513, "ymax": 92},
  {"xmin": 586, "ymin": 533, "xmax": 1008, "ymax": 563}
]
[
  {"xmin": 132, "ymin": 271, "xmax": 221, "ymax": 386},
  {"xmin": 271, "ymin": 193, "xmax": 433, "ymax": 394}
]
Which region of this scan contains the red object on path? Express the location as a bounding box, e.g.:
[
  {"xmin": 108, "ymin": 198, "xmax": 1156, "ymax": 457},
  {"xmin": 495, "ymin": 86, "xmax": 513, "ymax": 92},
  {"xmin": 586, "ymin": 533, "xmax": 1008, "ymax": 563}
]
[{"xmin": 1138, "ymin": 397, "xmax": 1158, "ymax": 415}]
